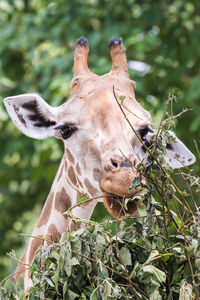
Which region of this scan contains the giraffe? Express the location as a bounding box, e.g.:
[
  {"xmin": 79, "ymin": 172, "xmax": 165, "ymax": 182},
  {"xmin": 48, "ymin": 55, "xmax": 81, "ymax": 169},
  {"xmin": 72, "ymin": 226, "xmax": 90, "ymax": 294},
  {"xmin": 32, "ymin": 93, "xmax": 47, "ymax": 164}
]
[{"xmin": 4, "ymin": 37, "xmax": 196, "ymax": 292}]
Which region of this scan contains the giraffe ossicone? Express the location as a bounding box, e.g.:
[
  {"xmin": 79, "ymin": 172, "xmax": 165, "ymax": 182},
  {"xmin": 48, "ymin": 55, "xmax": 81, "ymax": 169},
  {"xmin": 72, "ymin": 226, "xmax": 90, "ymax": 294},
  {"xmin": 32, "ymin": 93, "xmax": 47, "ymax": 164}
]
[{"xmin": 4, "ymin": 37, "xmax": 196, "ymax": 291}]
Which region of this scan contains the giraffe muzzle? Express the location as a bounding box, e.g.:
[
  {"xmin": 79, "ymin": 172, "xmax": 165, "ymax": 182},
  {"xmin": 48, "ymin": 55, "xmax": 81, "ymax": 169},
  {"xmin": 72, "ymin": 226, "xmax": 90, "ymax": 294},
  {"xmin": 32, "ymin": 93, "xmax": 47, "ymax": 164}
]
[{"xmin": 100, "ymin": 164, "xmax": 146, "ymax": 218}]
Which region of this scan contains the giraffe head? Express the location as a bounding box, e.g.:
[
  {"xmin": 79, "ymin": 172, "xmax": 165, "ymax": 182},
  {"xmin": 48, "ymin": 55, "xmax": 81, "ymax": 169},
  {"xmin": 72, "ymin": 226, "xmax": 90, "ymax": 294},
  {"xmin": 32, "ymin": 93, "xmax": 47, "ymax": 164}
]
[{"xmin": 4, "ymin": 37, "xmax": 196, "ymax": 218}]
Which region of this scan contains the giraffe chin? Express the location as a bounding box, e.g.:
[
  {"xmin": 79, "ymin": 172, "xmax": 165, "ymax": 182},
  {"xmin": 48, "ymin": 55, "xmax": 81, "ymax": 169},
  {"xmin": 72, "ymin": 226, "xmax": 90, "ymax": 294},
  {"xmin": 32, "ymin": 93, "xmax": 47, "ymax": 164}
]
[{"xmin": 103, "ymin": 192, "xmax": 140, "ymax": 218}]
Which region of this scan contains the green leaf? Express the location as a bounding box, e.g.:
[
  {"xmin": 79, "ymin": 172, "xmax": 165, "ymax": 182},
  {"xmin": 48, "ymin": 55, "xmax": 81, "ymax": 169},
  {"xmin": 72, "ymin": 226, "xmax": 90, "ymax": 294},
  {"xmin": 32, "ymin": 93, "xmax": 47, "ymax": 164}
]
[
  {"xmin": 63, "ymin": 281, "xmax": 68, "ymax": 296},
  {"xmin": 96, "ymin": 233, "xmax": 106, "ymax": 245},
  {"xmin": 171, "ymin": 265, "xmax": 184, "ymax": 285},
  {"xmin": 67, "ymin": 289, "xmax": 79, "ymax": 299},
  {"xmin": 46, "ymin": 278, "xmax": 54, "ymax": 288},
  {"xmin": 83, "ymin": 286, "xmax": 97, "ymax": 298},
  {"xmin": 119, "ymin": 246, "xmax": 132, "ymax": 266},
  {"xmin": 77, "ymin": 193, "xmax": 88, "ymax": 204},
  {"xmin": 144, "ymin": 250, "xmax": 160, "ymax": 265},
  {"xmin": 129, "ymin": 177, "xmax": 141, "ymax": 191},
  {"xmin": 179, "ymin": 280, "xmax": 193, "ymax": 300},
  {"xmin": 138, "ymin": 205, "xmax": 148, "ymax": 217},
  {"xmin": 70, "ymin": 257, "xmax": 79, "ymax": 266},
  {"xmin": 119, "ymin": 95, "xmax": 125, "ymax": 102},
  {"xmin": 51, "ymin": 271, "xmax": 60, "ymax": 291},
  {"xmin": 29, "ymin": 294, "xmax": 37, "ymax": 300},
  {"xmin": 160, "ymin": 251, "xmax": 173, "ymax": 263}
]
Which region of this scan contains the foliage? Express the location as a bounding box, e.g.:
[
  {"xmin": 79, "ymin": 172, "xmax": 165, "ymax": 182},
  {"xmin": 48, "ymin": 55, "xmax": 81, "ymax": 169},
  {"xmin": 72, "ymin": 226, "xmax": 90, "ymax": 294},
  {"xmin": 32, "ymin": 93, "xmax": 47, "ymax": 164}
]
[
  {"xmin": 0, "ymin": 196, "xmax": 199, "ymax": 299},
  {"xmin": 0, "ymin": 101, "xmax": 199, "ymax": 299},
  {"xmin": 0, "ymin": 0, "xmax": 200, "ymax": 280}
]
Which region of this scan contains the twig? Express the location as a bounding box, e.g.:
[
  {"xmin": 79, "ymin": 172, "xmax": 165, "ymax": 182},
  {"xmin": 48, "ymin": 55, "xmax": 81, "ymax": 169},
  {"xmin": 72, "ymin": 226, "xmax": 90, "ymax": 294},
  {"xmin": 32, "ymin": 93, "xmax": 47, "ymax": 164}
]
[
  {"xmin": 19, "ymin": 233, "xmax": 54, "ymax": 245},
  {"xmin": 6, "ymin": 252, "xmax": 30, "ymax": 267},
  {"xmin": 178, "ymin": 169, "xmax": 198, "ymax": 211},
  {"xmin": 194, "ymin": 139, "xmax": 200, "ymax": 160}
]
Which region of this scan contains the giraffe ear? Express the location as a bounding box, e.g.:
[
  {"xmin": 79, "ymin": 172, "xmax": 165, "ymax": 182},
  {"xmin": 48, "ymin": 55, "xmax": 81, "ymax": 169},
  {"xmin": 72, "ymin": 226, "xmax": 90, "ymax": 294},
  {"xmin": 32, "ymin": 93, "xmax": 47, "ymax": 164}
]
[
  {"xmin": 165, "ymin": 131, "xmax": 196, "ymax": 169},
  {"xmin": 4, "ymin": 94, "xmax": 58, "ymax": 140}
]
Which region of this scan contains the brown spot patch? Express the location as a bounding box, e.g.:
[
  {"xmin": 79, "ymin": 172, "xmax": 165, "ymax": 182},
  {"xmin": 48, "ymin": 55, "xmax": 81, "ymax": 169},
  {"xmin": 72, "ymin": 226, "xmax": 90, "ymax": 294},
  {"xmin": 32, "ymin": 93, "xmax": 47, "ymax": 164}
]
[
  {"xmin": 76, "ymin": 163, "xmax": 81, "ymax": 176},
  {"xmin": 93, "ymin": 168, "xmax": 101, "ymax": 182},
  {"xmin": 28, "ymin": 235, "xmax": 43, "ymax": 266},
  {"xmin": 68, "ymin": 166, "xmax": 77, "ymax": 186},
  {"xmin": 81, "ymin": 140, "xmax": 101, "ymax": 164},
  {"xmin": 66, "ymin": 148, "xmax": 75, "ymax": 164},
  {"xmin": 47, "ymin": 224, "xmax": 61, "ymax": 243},
  {"xmin": 84, "ymin": 178, "xmax": 98, "ymax": 196},
  {"xmin": 70, "ymin": 221, "xmax": 78, "ymax": 232},
  {"xmin": 37, "ymin": 192, "xmax": 54, "ymax": 227},
  {"xmin": 55, "ymin": 187, "xmax": 71, "ymax": 218},
  {"xmin": 70, "ymin": 221, "xmax": 81, "ymax": 231}
]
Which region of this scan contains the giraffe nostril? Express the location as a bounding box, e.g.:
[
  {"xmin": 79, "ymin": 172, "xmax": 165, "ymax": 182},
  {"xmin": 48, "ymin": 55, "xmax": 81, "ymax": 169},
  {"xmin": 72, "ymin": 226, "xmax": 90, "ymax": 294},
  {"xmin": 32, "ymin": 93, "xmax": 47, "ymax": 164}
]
[
  {"xmin": 120, "ymin": 160, "xmax": 132, "ymax": 168},
  {"xmin": 111, "ymin": 159, "xmax": 118, "ymax": 168}
]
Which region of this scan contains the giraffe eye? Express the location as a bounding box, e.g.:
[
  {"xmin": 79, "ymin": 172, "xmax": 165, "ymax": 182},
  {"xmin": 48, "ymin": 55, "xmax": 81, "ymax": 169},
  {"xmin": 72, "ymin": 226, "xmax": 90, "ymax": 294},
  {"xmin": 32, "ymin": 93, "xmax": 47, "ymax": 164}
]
[
  {"xmin": 138, "ymin": 127, "xmax": 149, "ymax": 141},
  {"xmin": 61, "ymin": 127, "xmax": 77, "ymax": 139},
  {"xmin": 138, "ymin": 126, "xmax": 154, "ymax": 142},
  {"xmin": 54, "ymin": 124, "xmax": 77, "ymax": 139}
]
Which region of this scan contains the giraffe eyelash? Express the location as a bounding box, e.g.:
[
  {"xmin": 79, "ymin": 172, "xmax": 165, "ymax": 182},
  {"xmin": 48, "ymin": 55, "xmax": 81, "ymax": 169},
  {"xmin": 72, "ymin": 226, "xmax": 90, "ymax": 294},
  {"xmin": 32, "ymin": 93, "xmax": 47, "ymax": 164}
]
[{"xmin": 54, "ymin": 124, "xmax": 77, "ymax": 139}]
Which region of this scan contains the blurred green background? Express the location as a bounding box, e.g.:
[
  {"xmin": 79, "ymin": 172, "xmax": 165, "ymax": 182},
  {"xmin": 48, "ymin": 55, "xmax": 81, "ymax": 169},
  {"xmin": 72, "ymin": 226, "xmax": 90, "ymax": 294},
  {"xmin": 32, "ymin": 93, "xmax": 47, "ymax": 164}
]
[{"xmin": 0, "ymin": 0, "xmax": 199, "ymax": 280}]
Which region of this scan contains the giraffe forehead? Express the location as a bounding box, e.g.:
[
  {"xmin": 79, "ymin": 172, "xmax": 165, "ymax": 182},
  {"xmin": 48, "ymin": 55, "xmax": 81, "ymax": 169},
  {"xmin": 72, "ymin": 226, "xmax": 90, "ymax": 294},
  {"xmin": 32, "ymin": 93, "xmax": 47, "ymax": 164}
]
[
  {"xmin": 85, "ymin": 95, "xmax": 151, "ymax": 133},
  {"xmin": 61, "ymin": 88, "xmax": 151, "ymax": 129},
  {"xmin": 70, "ymin": 73, "xmax": 135, "ymax": 96}
]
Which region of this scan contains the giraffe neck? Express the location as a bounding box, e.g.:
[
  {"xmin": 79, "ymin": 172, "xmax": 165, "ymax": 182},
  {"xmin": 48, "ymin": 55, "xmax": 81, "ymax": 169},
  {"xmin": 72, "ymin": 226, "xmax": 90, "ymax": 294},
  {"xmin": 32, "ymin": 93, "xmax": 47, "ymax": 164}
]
[
  {"xmin": 36, "ymin": 154, "xmax": 97, "ymax": 235},
  {"xmin": 15, "ymin": 154, "xmax": 98, "ymax": 291},
  {"xmin": 39, "ymin": 151, "xmax": 99, "ymax": 230}
]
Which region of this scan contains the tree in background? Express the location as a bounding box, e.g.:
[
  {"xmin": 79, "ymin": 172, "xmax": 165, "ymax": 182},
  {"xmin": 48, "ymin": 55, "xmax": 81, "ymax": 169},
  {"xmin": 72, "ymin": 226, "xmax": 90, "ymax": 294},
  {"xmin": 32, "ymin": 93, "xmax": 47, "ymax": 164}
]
[{"xmin": 0, "ymin": 0, "xmax": 199, "ymax": 279}]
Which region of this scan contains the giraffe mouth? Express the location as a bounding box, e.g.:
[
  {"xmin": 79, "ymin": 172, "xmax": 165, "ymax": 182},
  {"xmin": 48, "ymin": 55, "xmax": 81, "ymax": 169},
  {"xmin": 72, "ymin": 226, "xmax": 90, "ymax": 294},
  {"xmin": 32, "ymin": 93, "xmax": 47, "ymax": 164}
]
[
  {"xmin": 103, "ymin": 193, "xmax": 139, "ymax": 218},
  {"xmin": 108, "ymin": 194, "xmax": 124, "ymax": 203}
]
